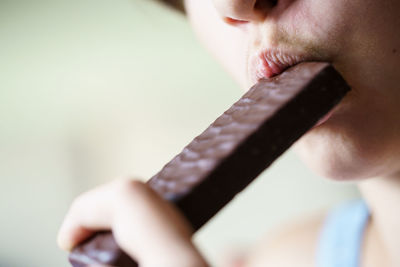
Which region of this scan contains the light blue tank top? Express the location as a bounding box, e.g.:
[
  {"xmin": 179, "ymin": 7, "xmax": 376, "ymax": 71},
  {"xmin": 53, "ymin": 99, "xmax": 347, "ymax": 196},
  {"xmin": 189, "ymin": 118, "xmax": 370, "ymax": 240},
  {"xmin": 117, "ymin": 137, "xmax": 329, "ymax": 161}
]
[{"xmin": 316, "ymin": 200, "xmax": 370, "ymax": 267}]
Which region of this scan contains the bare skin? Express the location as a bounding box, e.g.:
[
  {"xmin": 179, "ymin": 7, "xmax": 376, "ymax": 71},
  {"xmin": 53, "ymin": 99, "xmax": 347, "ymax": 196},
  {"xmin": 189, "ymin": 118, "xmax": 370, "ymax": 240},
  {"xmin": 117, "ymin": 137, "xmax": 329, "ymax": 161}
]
[
  {"xmin": 58, "ymin": 179, "xmax": 208, "ymax": 267},
  {"xmin": 58, "ymin": 0, "xmax": 400, "ymax": 266}
]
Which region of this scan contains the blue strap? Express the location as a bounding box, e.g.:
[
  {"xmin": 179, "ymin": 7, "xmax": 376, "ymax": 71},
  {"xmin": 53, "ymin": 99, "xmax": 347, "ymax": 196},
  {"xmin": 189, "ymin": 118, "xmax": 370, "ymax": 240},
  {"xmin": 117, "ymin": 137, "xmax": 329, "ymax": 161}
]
[{"xmin": 316, "ymin": 200, "xmax": 370, "ymax": 267}]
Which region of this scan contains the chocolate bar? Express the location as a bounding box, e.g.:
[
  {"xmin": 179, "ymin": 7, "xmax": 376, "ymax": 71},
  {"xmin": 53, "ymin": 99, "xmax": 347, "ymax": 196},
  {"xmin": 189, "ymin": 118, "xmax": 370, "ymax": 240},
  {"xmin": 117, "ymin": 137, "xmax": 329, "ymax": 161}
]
[{"xmin": 69, "ymin": 62, "xmax": 350, "ymax": 267}]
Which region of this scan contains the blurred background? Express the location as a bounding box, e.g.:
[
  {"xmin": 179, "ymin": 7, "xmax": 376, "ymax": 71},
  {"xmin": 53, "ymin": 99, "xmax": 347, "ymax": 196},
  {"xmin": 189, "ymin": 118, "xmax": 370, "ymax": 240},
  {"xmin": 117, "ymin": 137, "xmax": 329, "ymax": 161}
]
[{"xmin": 0, "ymin": 1, "xmax": 358, "ymax": 266}]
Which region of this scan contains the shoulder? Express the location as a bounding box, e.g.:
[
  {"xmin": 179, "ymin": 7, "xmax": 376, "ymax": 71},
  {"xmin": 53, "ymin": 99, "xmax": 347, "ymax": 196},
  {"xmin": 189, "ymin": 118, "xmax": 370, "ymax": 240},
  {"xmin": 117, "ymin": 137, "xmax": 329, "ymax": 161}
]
[{"xmin": 245, "ymin": 211, "xmax": 327, "ymax": 267}]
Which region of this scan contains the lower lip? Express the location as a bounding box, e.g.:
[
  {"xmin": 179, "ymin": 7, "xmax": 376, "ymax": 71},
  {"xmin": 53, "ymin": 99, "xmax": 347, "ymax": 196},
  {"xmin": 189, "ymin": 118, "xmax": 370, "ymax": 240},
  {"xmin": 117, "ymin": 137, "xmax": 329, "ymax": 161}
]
[
  {"xmin": 250, "ymin": 52, "xmax": 334, "ymax": 128},
  {"xmin": 249, "ymin": 51, "xmax": 306, "ymax": 85}
]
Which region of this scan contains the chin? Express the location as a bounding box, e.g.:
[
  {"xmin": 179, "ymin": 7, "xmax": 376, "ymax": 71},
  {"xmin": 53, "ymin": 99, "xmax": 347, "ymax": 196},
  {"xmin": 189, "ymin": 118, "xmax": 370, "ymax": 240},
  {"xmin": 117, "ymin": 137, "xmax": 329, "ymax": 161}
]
[{"xmin": 292, "ymin": 125, "xmax": 385, "ymax": 182}]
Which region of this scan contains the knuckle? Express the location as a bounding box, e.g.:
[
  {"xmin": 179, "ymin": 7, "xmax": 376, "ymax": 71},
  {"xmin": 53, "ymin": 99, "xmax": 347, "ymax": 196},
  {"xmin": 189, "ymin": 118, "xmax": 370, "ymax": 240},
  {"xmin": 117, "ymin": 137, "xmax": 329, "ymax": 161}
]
[
  {"xmin": 69, "ymin": 193, "xmax": 86, "ymax": 213},
  {"xmin": 113, "ymin": 177, "xmax": 147, "ymax": 197}
]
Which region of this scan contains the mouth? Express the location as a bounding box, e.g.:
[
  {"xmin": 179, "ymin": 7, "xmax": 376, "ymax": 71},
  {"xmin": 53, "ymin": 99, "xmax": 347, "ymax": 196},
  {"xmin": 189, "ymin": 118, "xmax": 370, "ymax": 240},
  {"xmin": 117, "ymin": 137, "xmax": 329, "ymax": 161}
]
[
  {"xmin": 248, "ymin": 48, "xmax": 312, "ymax": 85},
  {"xmin": 248, "ymin": 48, "xmax": 338, "ymax": 128}
]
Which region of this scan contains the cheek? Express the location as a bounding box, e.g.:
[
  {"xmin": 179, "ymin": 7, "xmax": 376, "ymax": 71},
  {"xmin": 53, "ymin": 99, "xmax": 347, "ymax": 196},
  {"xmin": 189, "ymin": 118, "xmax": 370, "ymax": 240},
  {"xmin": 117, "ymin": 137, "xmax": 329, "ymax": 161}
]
[{"xmin": 185, "ymin": 0, "xmax": 248, "ymax": 87}]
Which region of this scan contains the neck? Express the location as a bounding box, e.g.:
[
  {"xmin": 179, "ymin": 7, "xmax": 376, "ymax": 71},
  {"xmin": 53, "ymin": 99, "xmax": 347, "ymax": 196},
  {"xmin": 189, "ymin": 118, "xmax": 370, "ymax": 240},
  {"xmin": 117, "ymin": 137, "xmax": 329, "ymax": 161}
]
[{"xmin": 359, "ymin": 174, "xmax": 400, "ymax": 267}]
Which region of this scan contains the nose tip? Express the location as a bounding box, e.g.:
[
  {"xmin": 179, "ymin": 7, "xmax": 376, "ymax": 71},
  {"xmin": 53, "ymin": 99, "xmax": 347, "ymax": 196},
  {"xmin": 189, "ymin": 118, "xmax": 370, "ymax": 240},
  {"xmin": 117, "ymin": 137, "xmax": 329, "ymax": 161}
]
[{"xmin": 213, "ymin": 0, "xmax": 277, "ymax": 23}]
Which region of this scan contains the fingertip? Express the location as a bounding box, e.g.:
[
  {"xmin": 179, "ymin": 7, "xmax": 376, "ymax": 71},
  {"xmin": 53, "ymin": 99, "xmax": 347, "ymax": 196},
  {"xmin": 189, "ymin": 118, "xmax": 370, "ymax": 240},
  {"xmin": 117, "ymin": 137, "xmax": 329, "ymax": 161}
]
[
  {"xmin": 57, "ymin": 230, "xmax": 74, "ymax": 251},
  {"xmin": 57, "ymin": 219, "xmax": 74, "ymax": 251},
  {"xmin": 57, "ymin": 221, "xmax": 93, "ymax": 251}
]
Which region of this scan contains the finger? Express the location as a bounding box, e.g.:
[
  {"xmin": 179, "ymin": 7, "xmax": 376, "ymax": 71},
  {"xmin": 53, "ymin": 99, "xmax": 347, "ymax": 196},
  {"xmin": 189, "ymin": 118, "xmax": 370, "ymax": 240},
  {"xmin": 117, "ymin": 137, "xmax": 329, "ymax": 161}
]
[
  {"xmin": 58, "ymin": 179, "xmax": 207, "ymax": 266},
  {"xmin": 111, "ymin": 181, "xmax": 206, "ymax": 266},
  {"xmin": 57, "ymin": 180, "xmax": 122, "ymax": 250}
]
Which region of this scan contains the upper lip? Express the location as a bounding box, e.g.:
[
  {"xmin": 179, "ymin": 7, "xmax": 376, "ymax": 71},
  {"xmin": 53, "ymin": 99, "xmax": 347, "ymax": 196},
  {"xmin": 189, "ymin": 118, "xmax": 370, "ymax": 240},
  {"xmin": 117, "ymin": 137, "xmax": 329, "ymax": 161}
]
[{"xmin": 248, "ymin": 48, "xmax": 313, "ymax": 85}]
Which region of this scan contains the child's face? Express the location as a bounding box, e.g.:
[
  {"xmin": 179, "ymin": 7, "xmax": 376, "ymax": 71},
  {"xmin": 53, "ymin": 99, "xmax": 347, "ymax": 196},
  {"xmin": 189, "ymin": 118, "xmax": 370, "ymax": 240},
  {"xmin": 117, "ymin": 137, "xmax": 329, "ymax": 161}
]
[{"xmin": 184, "ymin": 0, "xmax": 400, "ymax": 180}]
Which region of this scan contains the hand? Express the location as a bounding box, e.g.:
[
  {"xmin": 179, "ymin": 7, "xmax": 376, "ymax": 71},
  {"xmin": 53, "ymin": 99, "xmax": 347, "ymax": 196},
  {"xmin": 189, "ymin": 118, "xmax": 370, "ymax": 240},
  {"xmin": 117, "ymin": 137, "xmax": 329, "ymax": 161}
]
[{"xmin": 57, "ymin": 178, "xmax": 209, "ymax": 267}]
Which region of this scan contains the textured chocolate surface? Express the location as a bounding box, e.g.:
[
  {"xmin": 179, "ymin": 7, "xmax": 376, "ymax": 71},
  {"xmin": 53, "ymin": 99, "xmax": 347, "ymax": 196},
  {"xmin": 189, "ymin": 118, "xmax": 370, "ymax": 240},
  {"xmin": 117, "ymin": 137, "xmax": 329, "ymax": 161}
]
[
  {"xmin": 69, "ymin": 62, "xmax": 350, "ymax": 266},
  {"xmin": 69, "ymin": 232, "xmax": 137, "ymax": 267}
]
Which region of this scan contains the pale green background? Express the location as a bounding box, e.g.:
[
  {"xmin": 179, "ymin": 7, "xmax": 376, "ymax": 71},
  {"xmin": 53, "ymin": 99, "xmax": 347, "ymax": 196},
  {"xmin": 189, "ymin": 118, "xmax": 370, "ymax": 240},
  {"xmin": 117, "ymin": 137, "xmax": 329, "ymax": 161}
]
[{"xmin": 0, "ymin": 1, "xmax": 358, "ymax": 266}]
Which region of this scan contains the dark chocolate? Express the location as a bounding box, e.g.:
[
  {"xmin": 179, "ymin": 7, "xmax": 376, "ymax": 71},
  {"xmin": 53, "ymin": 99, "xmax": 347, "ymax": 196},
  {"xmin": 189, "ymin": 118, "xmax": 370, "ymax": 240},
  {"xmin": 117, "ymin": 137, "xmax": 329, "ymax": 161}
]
[
  {"xmin": 69, "ymin": 232, "xmax": 137, "ymax": 267},
  {"xmin": 69, "ymin": 62, "xmax": 350, "ymax": 267}
]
